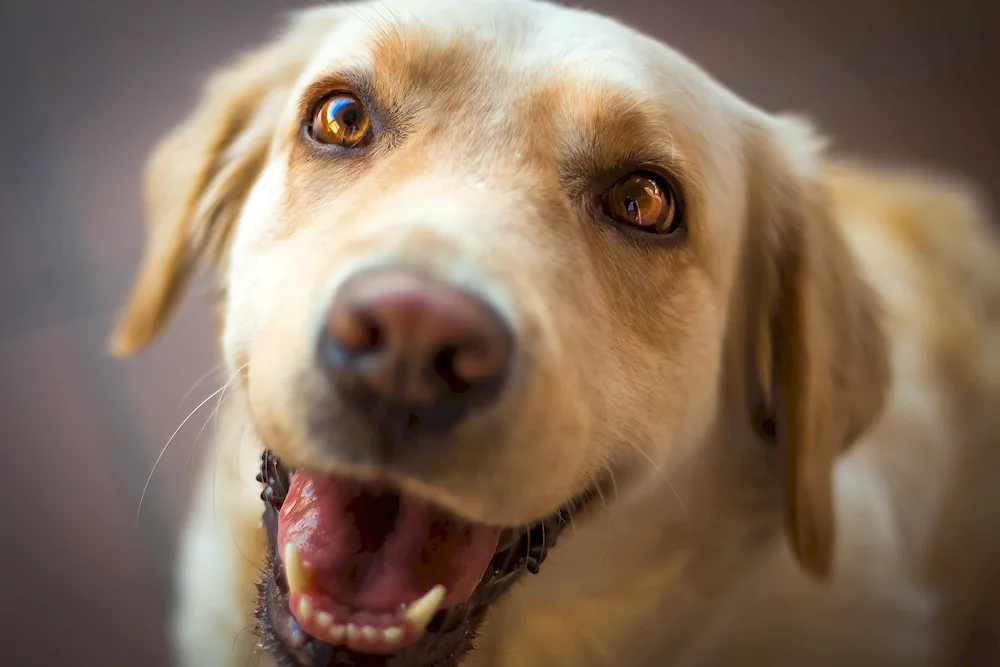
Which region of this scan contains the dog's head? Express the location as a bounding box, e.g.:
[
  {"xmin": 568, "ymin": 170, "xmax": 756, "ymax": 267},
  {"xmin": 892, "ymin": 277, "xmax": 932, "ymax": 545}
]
[{"xmin": 113, "ymin": 1, "xmax": 889, "ymax": 664}]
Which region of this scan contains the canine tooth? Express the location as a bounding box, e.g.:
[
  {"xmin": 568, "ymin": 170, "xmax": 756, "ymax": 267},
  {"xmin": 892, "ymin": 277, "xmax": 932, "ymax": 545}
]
[
  {"xmin": 298, "ymin": 596, "xmax": 314, "ymax": 621},
  {"xmin": 283, "ymin": 543, "xmax": 312, "ymax": 595},
  {"xmin": 384, "ymin": 627, "xmax": 404, "ymax": 645},
  {"xmin": 346, "ymin": 623, "xmax": 361, "ymax": 643},
  {"xmin": 316, "ymin": 612, "xmax": 333, "ymax": 628},
  {"xmin": 362, "ymin": 626, "xmax": 379, "ymax": 641},
  {"xmin": 404, "ymin": 585, "xmax": 446, "ymax": 633}
]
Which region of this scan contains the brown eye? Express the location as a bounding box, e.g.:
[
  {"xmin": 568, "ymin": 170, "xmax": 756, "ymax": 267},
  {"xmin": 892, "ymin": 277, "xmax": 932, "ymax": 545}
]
[
  {"xmin": 310, "ymin": 94, "xmax": 371, "ymax": 147},
  {"xmin": 600, "ymin": 172, "xmax": 680, "ymax": 234}
]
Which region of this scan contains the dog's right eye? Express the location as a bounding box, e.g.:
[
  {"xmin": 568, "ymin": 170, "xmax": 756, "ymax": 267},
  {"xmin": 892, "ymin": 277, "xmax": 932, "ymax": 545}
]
[
  {"xmin": 309, "ymin": 94, "xmax": 371, "ymax": 148},
  {"xmin": 599, "ymin": 171, "xmax": 681, "ymax": 235}
]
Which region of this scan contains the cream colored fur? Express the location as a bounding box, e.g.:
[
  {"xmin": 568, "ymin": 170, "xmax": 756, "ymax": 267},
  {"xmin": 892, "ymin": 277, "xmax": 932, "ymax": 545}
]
[{"xmin": 112, "ymin": 2, "xmax": 1000, "ymax": 665}]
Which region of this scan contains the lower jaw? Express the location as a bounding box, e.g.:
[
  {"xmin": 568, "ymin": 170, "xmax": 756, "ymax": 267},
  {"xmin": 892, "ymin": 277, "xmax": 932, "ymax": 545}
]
[{"xmin": 253, "ymin": 451, "xmax": 595, "ymax": 667}]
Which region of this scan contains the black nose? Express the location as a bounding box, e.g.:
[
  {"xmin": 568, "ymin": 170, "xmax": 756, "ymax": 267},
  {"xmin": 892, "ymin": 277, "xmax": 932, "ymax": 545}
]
[{"xmin": 319, "ymin": 268, "xmax": 513, "ymax": 433}]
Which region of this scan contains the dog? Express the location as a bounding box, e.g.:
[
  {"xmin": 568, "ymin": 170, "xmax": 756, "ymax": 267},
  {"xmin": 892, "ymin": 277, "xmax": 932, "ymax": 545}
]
[{"xmin": 111, "ymin": 1, "xmax": 1000, "ymax": 665}]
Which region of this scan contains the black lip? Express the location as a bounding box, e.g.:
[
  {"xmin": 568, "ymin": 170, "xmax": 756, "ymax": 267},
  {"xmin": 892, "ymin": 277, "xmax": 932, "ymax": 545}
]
[{"xmin": 253, "ymin": 450, "xmax": 594, "ymax": 667}]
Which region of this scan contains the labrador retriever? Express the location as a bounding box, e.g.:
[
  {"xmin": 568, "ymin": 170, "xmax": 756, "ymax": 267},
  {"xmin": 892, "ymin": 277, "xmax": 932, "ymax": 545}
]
[{"xmin": 112, "ymin": 1, "xmax": 1000, "ymax": 665}]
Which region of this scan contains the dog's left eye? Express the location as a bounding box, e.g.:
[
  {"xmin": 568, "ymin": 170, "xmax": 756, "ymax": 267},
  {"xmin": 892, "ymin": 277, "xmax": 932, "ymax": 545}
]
[
  {"xmin": 600, "ymin": 172, "xmax": 680, "ymax": 234},
  {"xmin": 309, "ymin": 94, "xmax": 371, "ymax": 147}
]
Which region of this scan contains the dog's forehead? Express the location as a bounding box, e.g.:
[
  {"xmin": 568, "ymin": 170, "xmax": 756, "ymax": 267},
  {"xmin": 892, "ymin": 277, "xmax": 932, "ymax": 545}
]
[
  {"xmin": 275, "ymin": 0, "xmax": 754, "ymax": 252},
  {"xmin": 297, "ymin": 0, "xmax": 716, "ymax": 110}
]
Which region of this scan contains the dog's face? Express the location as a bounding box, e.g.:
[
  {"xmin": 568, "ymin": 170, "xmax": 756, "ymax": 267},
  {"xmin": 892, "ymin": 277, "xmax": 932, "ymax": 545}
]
[
  {"xmin": 113, "ymin": 1, "xmax": 889, "ymax": 665},
  {"xmin": 227, "ymin": 1, "xmax": 747, "ymax": 527}
]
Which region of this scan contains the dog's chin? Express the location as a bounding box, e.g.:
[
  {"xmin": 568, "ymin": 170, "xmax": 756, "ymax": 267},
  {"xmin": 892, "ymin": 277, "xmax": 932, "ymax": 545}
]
[{"xmin": 253, "ymin": 451, "xmax": 595, "ymax": 667}]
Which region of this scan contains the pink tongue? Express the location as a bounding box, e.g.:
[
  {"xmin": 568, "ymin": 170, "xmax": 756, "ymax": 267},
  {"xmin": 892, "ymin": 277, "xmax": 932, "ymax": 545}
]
[{"xmin": 277, "ymin": 472, "xmax": 502, "ymax": 611}]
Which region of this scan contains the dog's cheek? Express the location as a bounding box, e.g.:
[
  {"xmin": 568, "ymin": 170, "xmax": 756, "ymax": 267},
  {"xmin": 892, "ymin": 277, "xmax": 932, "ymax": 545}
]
[
  {"xmin": 502, "ymin": 269, "xmax": 616, "ymax": 512},
  {"xmin": 631, "ymin": 285, "xmax": 727, "ymax": 470},
  {"xmin": 221, "ymin": 166, "xmax": 343, "ymax": 469},
  {"xmin": 577, "ymin": 261, "xmax": 726, "ymax": 476},
  {"xmin": 222, "ymin": 162, "xmax": 293, "ymax": 374}
]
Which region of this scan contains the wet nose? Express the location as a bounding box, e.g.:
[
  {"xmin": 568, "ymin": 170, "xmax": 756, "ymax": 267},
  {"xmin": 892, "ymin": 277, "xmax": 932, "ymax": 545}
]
[{"xmin": 319, "ymin": 268, "xmax": 513, "ymax": 430}]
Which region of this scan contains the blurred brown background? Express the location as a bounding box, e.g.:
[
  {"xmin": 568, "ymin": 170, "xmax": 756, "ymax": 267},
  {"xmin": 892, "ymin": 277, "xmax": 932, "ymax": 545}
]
[{"xmin": 0, "ymin": 0, "xmax": 997, "ymax": 665}]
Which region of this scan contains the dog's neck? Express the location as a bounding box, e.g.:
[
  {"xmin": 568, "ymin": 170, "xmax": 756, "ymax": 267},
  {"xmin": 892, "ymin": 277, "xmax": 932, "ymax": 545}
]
[{"xmin": 472, "ymin": 422, "xmax": 786, "ymax": 666}]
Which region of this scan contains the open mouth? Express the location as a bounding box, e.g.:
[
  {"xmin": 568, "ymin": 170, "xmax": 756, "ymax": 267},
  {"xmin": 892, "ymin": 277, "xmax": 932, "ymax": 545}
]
[{"xmin": 255, "ymin": 451, "xmax": 593, "ymax": 667}]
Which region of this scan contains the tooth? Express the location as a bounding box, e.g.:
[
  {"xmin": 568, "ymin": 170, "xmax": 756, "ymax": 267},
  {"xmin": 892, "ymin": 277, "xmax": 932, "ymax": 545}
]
[
  {"xmin": 346, "ymin": 623, "xmax": 361, "ymax": 643},
  {"xmin": 404, "ymin": 585, "xmax": 446, "ymax": 633},
  {"xmin": 384, "ymin": 627, "xmax": 404, "ymax": 645},
  {"xmin": 316, "ymin": 612, "xmax": 333, "ymax": 628},
  {"xmin": 329, "ymin": 624, "xmax": 347, "ymax": 643},
  {"xmin": 362, "ymin": 626, "xmax": 379, "ymax": 641},
  {"xmin": 283, "ymin": 543, "xmax": 312, "ymax": 595},
  {"xmin": 298, "ymin": 596, "xmax": 313, "ymax": 621}
]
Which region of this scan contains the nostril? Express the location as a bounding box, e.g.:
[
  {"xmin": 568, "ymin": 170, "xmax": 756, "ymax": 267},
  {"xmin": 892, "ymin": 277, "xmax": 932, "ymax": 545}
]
[
  {"xmin": 432, "ymin": 337, "xmax": 509, "ymax": 395},
  {"xmin": 358, "ymin": 318, "xmax": 382, "ymax": 352},
  {"xmin": 329, "ymin": 305, "xmax": 383, "ymax": 356},
  {"xmin": 433, "ymin": 347, "xmax": 472, "ymax": 395},
  {"xmin": 453, "ymin": 342, "xmax": 506, "ymax": 385}
]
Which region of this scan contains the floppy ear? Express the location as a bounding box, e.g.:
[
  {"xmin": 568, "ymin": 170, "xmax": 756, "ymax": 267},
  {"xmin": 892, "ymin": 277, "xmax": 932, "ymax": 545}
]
[
  {"xmin": 110, "ymin": 8, "xmax": 339, "ymax": 356},
  {"xmin": 733, "ymin": 116, "xmax": 890, "ymax": 577}
]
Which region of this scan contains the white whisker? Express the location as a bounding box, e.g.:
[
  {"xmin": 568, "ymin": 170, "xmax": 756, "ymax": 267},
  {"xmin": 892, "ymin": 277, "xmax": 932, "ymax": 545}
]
[
  {"xmin": 608, "ymin": 467, "xmax": 620, "ymax": 502},
  {"xmin": 595, "ymin": 478, "xmax": 609, "ymax": 511},
  {"xmin": 136, "ymin": 383, "xmax": 228, "ymax": 530},
  {"xmin": 622, "ymin": 439, "xmax": 660, "ymax": 471},
  {"xmin": 179, "ymin": 364, "xmax": 224, "ymax": 407},
  {"xmin": 186, "ymin": 364, "xmax": 247, "ymax": 477},
  {"xmin": 666, "ymin": 476, "xmax": 688, "ymax": 519}
]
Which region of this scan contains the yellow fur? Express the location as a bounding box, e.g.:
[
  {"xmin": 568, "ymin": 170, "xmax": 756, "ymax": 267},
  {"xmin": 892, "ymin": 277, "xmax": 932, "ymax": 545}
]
[{"xmin": 112, "ymin": 2, "xmax": 1000, "ymax": 665}]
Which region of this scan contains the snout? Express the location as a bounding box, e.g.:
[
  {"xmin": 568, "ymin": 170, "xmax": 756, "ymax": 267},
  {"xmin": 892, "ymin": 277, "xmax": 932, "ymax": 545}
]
[{"xmin": 318, "ymin": 267, "xmax": 514, "ymax": 435}]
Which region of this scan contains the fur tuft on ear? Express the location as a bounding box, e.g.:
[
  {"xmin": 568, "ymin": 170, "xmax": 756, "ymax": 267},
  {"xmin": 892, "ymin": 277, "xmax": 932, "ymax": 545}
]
[
  {"xmin": 109, "ymin": 8, "xmax": 340, "ymax": 356},
  {"xmin": 733, "ymin": 115, "xmax": 890, "ymax": 577}
]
